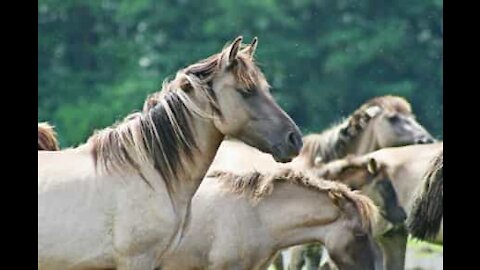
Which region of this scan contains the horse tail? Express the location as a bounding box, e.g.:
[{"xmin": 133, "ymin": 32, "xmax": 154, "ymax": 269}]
[{"xmin": 407, "ymin": 149, "xmax": 443, "ymax": 240}]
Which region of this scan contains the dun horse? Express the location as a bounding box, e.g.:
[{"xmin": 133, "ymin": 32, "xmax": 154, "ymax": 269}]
[
  {"xmin": 38, "ymin": 122, "xmax": 60, "ymax": 151},
  {"xmin": 38, "ymin": 36, "xmax": 303, "ymax": 270},
  {"xmin": 293, "ymin": 95, "xmax": 434, "ymax": 170},
  {"xmin": 159, "ymin": 168, "xmax": 379, "ymax": 270}
]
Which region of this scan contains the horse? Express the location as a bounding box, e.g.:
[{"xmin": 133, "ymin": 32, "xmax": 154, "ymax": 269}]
[
  {"xmin": 315, "ymin": 142, "xmax": 443, "ymax": 270},
  {"xmin": 158, "ymin": 168, "xmax": 379, "ymax": 270},
  {"xmin": 292, "ymin": 95, "xmax": 435, "ymax": 171},
  {"xmin": 38, "ymin": 122, "xmax": 60, "ymax": 151},
  {"xmin": 407, "ymin": 149, "xmax": 443, "ymax": 242},
  {"xmin": 38, "ymin": 36, "xmax": 303, "ymax": 270}
]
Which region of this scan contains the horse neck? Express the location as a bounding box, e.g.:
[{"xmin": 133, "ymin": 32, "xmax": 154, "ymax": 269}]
[
  {"xmin": 257, "ymin": 183, "xmax": 341, "ymax": 249},
  {"xmin": 165, "ymin": 116, "xmax": 224, "ymax": 204}
]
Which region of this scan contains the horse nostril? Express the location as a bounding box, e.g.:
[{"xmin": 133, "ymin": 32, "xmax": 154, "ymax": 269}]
[
  {"xmin": 287, "ymin": 131, "xmax": 302, "ymax": 151},
  {"xmin": 416, "ymin": 137, "xmax": 434, "ymax": 144}
]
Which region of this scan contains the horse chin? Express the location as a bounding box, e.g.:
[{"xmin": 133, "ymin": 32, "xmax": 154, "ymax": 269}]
[{"xmin": 272, "ymin": 155, "xmax": 293, "ymax": 163}]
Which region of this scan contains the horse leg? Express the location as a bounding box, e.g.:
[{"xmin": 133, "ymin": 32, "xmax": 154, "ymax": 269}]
[
  {"xmin": 272, "ymin": 252, "xmax": 284, "ymax": 270},
  {"xmin": 372, "ymin": 238, "xmax": 385, "ymax": 270},
  {"xmin": 289, "ymin": 245, "xmax": 306, "ymax": 270},
  {"xmin": 376, "ymin": 225, "xmax": 408, "ymax": 270}
]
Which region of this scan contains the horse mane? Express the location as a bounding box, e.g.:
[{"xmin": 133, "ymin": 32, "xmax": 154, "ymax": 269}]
[
  {"xmin": 38, "ymin": 122, "xmax": 60, "ymax": 151},
  {"xmin": 89, "ymin": 39, "xmax": 265, "ymax": 188},
  {"xmin": 299, "ymin": 95, "xmax": 413, "ymax": 167},
  {"xmin": 208, "ymin": 168, "xmax": 378, "ymax": 231},
  {"xmin": 142, "ymin": 46, "xmax": 268, "ymax": 113},
  {"xmin": 407, "ymin": 149, "xmax": 443, "ymax": 240}
]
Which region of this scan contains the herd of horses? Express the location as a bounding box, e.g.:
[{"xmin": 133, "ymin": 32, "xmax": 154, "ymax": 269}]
[{"xmin": 38, "ymin": 36, "xmax": 443, "ymax": 270}]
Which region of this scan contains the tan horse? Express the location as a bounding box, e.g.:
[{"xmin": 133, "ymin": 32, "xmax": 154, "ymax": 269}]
[
  {"xmin": 38, "ymin": 36, "xmax": 303, "ymax": 270},
  {"xmin": 293, "ymin": 95, "xmax": 435, "ymax": 171},
  {"xmin": 159, "ymin": 168, "xmax": 379, "ymax": 270},
  {"xmin": 315, "ymin": 142, "xmax": 443, "ymax": 270},
  {"xmin": 38, "ymin": 122, "xmax": 60, "ymax": 151},
  {"xmin": 407, "ymin": 149, "xmax": 443, "ymax": 242}
]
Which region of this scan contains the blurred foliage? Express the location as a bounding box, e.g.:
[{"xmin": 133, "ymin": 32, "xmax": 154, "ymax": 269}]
[{"xmin": 38, "ymin": 0, "xmax": 442, "ymax": 147}]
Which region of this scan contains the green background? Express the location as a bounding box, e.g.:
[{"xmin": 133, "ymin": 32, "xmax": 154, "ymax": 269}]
[{"xmin": 38, "ymin": 0, "xmax": 443, "ymax": 147}]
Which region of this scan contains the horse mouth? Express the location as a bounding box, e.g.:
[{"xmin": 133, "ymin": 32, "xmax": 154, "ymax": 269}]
[{"xmin": 271, "ymin": 144, "xmax": 296, "ymax": 163}]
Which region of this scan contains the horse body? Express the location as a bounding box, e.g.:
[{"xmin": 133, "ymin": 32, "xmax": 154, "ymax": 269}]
[
  {"xmin": 160, "ymin": 169, "xmax": 378, "ymax": 270},
  {"xmin": 38, "ymin": 36, "xmax": 303, "ymax": 270}
]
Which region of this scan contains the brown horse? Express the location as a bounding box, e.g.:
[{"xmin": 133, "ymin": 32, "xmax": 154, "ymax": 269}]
[
  {"xmin": 38, "ymin": 36, "xmax": 303, "ymax": 270},
  {"xmin": 159, "ymin": 168, "xmax": 379, "ymax": 270},
  {"xmin": 38, "ymin": 122, "xmax": 60, "ymax": 151},
  {"xmin": 407, "ymin": 149, "xmax": 443, "ymax": 242}
]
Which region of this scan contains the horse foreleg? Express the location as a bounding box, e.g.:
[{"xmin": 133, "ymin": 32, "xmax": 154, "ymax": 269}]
[{"xmin": 376, "ymin": 225, "xmax": 408, "ymax": 270}]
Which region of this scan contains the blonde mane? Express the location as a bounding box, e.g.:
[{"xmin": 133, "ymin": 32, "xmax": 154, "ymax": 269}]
[
  {"xmin": 300, "ymin": 95, "xmax": 413, "ymax": 166},
  {"xmin": 209, "ymin": 168, "xmax": 378, "ymax": 231},
  {"xmin": 38, "ymin": 122, "xmax": 60, "ymax": 151},
  {"xmin": 89, "ymin": 39, "xmax": 265, "ymax": 189}
]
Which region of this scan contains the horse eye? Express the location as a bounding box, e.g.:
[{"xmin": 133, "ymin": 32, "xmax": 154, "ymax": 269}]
[
  {"xmin": 238, "ymin": 89, "xmax": 256, "ymax": 98},
  {"xmin": 388, "ymin": 115, "xmax": 400, "ymax": 123}
]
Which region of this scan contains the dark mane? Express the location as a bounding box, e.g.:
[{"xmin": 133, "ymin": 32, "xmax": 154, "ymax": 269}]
[{"xmin": 89, "ymin": 89, "xmax": 199, "ymax": 189}]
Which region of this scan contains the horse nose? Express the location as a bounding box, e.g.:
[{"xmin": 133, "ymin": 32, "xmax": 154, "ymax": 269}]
[
  {"xmin": 416, "ymin": 137, "xmax": 434, "ymax": 144},
  {"xmin": 286, "ymin": 131, "xmax": 303, "ymax": 153}
]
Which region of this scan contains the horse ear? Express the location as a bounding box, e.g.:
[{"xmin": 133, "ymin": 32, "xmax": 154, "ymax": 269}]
[
  {"xmin": 227, "ymin": 36, "xmax": 243, "ymax": 66},
  {"xmin": 179, "ymin": 77, "xmax": 193, "ymax": 93},
  {"xmin": 367, "ymin": 158, "xmax": 378, "ymax": 174},
  {"xmin": 244, "ymin": 36, "xmax": 258, "ymax": 57}
]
